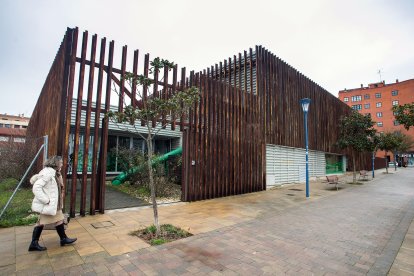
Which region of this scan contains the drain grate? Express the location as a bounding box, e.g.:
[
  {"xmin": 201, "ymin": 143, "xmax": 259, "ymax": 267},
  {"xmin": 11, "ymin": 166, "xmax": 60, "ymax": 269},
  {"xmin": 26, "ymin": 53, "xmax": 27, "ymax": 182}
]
[
  {"xmin": 288, "ymin": 188, "xmax": 303, "ymax": 191},
  {"xmin": 286, "ymin": 193, "xmax": 296, "ymax": 196},
  {"xmin": 91, "ymin": 221, "xmax": 115, "ymax": 229}
]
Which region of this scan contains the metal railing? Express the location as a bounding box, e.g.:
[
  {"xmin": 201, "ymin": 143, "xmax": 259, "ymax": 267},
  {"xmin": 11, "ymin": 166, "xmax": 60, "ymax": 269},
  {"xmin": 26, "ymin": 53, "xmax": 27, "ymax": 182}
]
[{"xmin": 0, "ymin": 136, "xmax": 48, "ymax": 220}]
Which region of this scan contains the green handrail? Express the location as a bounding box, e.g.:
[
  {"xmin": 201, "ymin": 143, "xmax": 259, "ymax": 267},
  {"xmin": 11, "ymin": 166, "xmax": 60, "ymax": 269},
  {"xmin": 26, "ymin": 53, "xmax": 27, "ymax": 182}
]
[{"xmin": 111, "ymin": 147, "xmax": 182, "ymax": 185}]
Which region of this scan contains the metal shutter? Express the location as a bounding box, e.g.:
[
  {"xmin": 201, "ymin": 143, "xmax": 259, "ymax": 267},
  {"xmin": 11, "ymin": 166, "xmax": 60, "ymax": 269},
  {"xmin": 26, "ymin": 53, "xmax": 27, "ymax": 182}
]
[{"xmin": 266, "ymin": 144, "xmax": 326, "ymax": 188}]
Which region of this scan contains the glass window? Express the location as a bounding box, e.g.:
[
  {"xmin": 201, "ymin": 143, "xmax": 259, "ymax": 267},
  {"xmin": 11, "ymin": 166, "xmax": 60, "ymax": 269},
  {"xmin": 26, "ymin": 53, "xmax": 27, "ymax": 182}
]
[
  {"xmin": 376, "ymin": 112, "xmax": 382, "ymax": 118},
  {"xmin": 22, "ymin": 125, "xmax": 27, "ymax": 128},
  {"xmin": 0, "ymin": 136, "xmax": 9, "ymax": 141},
  {"xmin": 5, "ymin": 124, "xmax": 11, "ymax": 128},
  {"xmin": 14, "ymin": 125, "xmax": 20, "ymax": 128},
  {"xmin": 106, "ymin": 135, "xmax": 118, "ymax": 172},
  {"xmin": 392, "ymin": 90, "xmax": 398, "ymax": 96},
  {"xmin": 394, "ymin": 120, "xmax": 400, "ymax": 126},
  {"xmin": 118, "ymin": 136, "xmax": 131, "ymax": 149},
  {"xmin": 375, "ymin": 93, "xmax": 381, "ymax": 98},
  {"xmin": 364, "ymin": 103, "xmax": 370, "ymax": 109},
  {"xmin": 344, "ymin": 97, "xmax": 349, "ymax": 102},
  {"xmin": 392, "ymin": 100, "xmax": 399, "ymax": 106},
  {"xmin": 0, "ymin": 123, "xmax": 3, "ymax": 127},
  {"xmin": 351, "ymin": 95, "xmax": 362, "ymax": 102},
  {"xmin": 377, "ymin": 122, "xmax": 383, "ymax": 127},
  {"xmin": 352, "ymin": 104, "xmax": 362, "ymax": 110},
  {"xmin": 376, "ymin": 102, "xmax": 382, "ymax": 108},
  {"xmin": 364, "ymin": 94, "xmax": 370, "ymax": 99}
]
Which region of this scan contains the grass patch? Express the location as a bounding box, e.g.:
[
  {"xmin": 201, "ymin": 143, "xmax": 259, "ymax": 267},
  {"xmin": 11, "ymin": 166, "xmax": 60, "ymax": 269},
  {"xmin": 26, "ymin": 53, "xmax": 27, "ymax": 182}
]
[
  {"xmin": 130, "ymin": 224, "xmax": 192, "ymax": 246},
  {"xmin": 107, "ymin": 181, "xmax": 151, "ymax": 199},
  {"xmin": 0, "ymin": 178, "xmax": 38, "ymax": 228}
]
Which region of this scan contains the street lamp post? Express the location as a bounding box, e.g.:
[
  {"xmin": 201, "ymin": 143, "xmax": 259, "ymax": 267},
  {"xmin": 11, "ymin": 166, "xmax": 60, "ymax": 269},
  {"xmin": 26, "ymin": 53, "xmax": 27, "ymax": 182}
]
[
  {"xmin": 300, "ymin": 98, "xmax": 311, "ymax": 198},
  {"xmin": 372, "ymin": 152, "xmax": 375, "ymax": 178},
  {"xmin": 368, "ymin": 135, "xmax": 375, "ymax": 178}
]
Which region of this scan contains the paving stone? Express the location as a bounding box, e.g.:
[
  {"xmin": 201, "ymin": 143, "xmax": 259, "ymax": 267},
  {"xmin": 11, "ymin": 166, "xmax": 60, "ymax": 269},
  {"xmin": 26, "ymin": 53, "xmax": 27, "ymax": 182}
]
[
  {"xmin": 0, "ymin": 264, "xmax": 16, "ymax": 276},
  {"xmin": 5, "ymin": 168, "xmax": 414, "ymax": 275}
]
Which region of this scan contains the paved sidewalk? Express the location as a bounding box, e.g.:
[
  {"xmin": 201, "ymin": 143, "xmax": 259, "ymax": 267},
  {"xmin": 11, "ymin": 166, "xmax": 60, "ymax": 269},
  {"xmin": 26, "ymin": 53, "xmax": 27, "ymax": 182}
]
[{"xmin": 1, "ymin": 167, "xmax": 413, "ymax": 275}]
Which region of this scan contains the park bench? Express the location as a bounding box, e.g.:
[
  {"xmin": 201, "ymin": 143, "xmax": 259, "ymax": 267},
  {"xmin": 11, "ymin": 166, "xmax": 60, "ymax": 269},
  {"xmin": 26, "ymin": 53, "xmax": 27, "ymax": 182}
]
[
  {"xmin": 359, "ymin": 170, "xmax": 368, "ymax": 181},
  {"xmin": 326, "ymin": 175, "xmax": 341, "ymax": 190}
]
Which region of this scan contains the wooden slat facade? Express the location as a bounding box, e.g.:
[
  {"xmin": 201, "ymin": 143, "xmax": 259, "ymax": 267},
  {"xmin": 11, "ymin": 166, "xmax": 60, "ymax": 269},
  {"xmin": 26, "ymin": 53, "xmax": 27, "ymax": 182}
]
[
  {"xmin": 28, "ymin": 27, "xmax": 382, "ymax": 214},
  {"xmin": 26, "ymin": 28, "xmax": 72, "ymax": 171},
  {"xmin": 28, "ymin": 28, "xmax": 191, "ymax": 216},
  {"xmin": 181, "ymin": 46, "xmax": 379, "ymax": 201}
]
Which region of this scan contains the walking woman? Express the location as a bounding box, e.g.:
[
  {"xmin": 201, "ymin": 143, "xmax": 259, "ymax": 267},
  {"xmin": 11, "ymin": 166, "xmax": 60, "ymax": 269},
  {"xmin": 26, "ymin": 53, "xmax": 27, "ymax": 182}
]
[{"xmin": 28, "ymin": 156, "xmax": 77, "ymax": 251}]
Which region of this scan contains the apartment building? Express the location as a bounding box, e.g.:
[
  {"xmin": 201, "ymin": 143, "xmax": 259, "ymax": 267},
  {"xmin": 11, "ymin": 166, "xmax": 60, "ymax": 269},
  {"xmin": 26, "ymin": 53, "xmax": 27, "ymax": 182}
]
[
  {"xmin": 338, "ymin": 78, "xmax": 414, "ymax": 165},
  {"xmin": 0, "ymin": 113, "xmax": 30, "ymax": 143}
]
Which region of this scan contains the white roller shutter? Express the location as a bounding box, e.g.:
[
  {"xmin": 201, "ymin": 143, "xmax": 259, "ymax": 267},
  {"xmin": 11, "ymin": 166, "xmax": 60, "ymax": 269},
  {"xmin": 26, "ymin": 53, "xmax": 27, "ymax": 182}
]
[{"xmin": 266, "ymin": 144, "xmax": 326, "ymax": 188}]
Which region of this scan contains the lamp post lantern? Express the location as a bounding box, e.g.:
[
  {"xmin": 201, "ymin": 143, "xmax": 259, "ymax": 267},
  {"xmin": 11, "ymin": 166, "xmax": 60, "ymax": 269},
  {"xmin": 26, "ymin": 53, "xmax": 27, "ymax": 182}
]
[{"xmin": 300, "ymin": 98, "xmax": 311, "ymax": 198}]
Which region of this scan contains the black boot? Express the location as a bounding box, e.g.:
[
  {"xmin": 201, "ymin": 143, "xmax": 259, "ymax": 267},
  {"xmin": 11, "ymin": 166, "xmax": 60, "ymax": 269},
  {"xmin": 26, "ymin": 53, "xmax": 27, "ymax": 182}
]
[
  {"xmin": 28, "ymin": 225, "xmax": 47, "ymax": 251},
  {"xmin": 55, "ymin": 223, "xmax": 77, "ymax": 246}
]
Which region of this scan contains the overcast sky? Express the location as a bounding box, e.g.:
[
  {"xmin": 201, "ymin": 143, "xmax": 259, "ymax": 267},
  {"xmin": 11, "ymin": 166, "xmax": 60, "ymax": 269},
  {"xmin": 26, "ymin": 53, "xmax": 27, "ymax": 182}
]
[{"xmin": 1, "ymin": 0, "xmax": 413, "ymax": 116}]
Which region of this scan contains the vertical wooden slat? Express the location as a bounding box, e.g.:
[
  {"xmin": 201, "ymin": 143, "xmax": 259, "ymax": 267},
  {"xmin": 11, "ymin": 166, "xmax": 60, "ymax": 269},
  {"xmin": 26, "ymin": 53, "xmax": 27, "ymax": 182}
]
[
  {"xmin": 179, "ymin": 67, "xmax": 186, "ymax": 131},
  {"xmin": 238, "ymin": 52, "xmax": 243, "ymax": 193},
  {"xmin": 70, "ymin": 30, "xmax": 87, "ymax": 218},
  {"xmin": 152, "ymin": 59, "xmax": 159, "ymax": 128},
  {"xmin": 70, "ymin": 31, "xmax": 88, "ymax": 216},
  {"xmin": 171, "ymin": 65, "xmax": 177, "ymax": 130},
  {"xmin": 162, "ymin": 65, "xmax": 168, "ymax": 128},
  {"xmin": 141, "ymin": 54, "xmax": 150, "ymax": 126},
  {"xmin": 90, "ymin": 37, "xmax": 106, "ymax": 215},
  {"xmin": 248, "ymin": 48, "xmax": 254, "ymax": 193},
  {"xmin": 217, "ymin": 79, "xmax": 224, "ymax": 197},
  {"xmin": 98, "ymin": 39, "xmax": 114, "ymax": 213},
  {"xmin": 228, "ymin": 57, "xmax": 234, "ymax": 195},
  {"xmin": 201, "ymin": 72, "xmax": 207, "ymax": 199},
  {"xmin": 131, "ymin": 50, "xmax": 139, "ymax": 108},
  {"xmin": 199, "ymin": 72, "xmax": 205, "ymax": 199},
  {"xmin": 119, "ymin": 46, "xmax": 127, "ymax": 112},
  {"xmin": 182, "ymin": 129, "xmax": 189, "ymax": 201},
  {"xmin": 206, "ymin": 69, "xmax": 211, "ymax": 198},
  {"xmin": 223, "ymin": 59, "xmax": 228, "ymax": 196},
  {"xmin": 254, "ymin": 46, "xmax": 259, "ymax": 192},
  {"xmin": 212, "ymin": 65, "xmax": 218, "ymax": 198},
  {"xmin": 243, "ymin": 50, "xmax": 248, "ymax": 194},
  {"xmin": 234, "ymin": 55, "xmax": 240, "ymax": 194},
  {"xmin": 196, "ymin": 72, "xmax": 203, "ymax": 199},
  {"xmin": 59, "ymin": 29, "xmax": 74, "ymax": 212},
  {"xmin": 80, "ymin": 33, "xmax": 97, "ymax": 216},
  {"xmin": 62, "ymin": 27, "xmax": 78, "ymax": 217}
]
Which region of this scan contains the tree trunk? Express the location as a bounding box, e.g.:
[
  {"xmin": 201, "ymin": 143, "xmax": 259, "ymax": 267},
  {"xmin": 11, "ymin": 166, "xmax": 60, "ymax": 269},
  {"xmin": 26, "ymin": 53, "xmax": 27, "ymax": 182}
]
[
  {"xmin": 146, "ymin": 135, "xmax": 160, "ymax": 236},
  {"xmin": 394, "ymin": 151, "xmax": 397, "ymax": 171},
  {"xmin": 352, "ymin": 154, "xmax": 356, "ymax": 184},
  {"xmin": 385, "ymin": 151, "xmax": 389, "ymax": 174}
]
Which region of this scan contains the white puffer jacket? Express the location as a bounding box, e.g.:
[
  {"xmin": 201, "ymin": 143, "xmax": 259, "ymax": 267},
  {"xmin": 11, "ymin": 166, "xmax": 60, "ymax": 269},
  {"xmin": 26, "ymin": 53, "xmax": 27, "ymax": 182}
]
[{"xmin": 30, "ymin": 167, "xmax": 59, "ymax": 216}]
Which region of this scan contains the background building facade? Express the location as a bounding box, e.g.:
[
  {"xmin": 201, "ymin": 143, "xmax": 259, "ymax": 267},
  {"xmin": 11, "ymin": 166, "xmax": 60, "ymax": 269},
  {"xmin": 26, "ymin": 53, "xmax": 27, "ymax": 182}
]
[
  {"xmin": 338, "ymin": 78, "xmax": 414, "ymax": 165},
  {"xmin": 0, "ymin": 113, "xmax": 29, "ymax": 144}
]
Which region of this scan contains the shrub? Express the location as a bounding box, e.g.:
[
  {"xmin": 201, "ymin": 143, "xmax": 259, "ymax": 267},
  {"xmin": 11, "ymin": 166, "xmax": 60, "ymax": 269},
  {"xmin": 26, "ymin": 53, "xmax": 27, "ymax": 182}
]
[{"xmin": 0, "ymin": 138, "xmax": 39, "ymax": 186}]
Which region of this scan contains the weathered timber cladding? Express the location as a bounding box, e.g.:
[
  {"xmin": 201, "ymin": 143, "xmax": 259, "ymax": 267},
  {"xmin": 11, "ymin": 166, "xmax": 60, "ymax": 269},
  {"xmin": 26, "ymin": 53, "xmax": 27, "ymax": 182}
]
[
  {"xmin": 181, "ymin": 46, "xmax": 379, "ymax": 201},
  {"xmin": 181, "ymin": 75, "xmax": 263, "ymax": 201},
  {"xmin": 31, "ymin": 28, "xmax": 190, "ymax": 216},
  {"xmin": 26, "ymin": 28, "xmax": 72, "ymax": 170},
  {"xmin": 31, "ymin": 28, "xmax": 384, "ymax": 212}
]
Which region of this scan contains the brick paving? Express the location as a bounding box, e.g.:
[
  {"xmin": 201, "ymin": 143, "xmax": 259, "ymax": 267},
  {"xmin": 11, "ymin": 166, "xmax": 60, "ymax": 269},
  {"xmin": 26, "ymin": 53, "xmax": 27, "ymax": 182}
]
[{"xmin": 1, "ymin": 167, "xmax": 414, "ymax": 275}]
